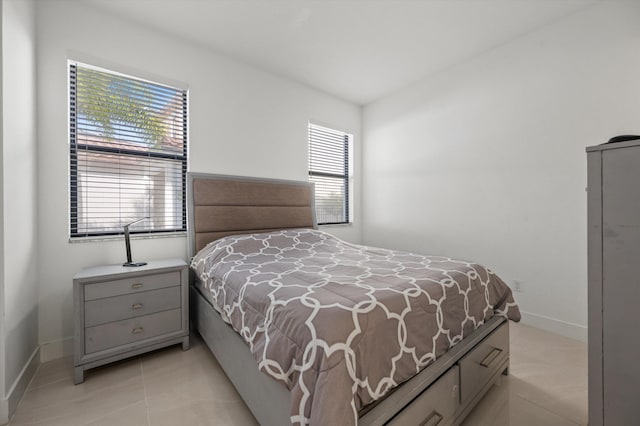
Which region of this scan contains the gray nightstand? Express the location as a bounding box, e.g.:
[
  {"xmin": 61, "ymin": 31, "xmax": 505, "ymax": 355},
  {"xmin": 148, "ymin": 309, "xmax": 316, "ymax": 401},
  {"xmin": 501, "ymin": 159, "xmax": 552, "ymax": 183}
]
[{"xmin": 73, "ymin": 258, "xmax": 189, "ymax": 384}]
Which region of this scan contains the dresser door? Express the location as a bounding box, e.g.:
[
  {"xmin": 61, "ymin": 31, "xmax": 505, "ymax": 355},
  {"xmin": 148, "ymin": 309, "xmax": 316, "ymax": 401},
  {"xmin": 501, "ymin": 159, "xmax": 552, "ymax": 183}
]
[{"xmin": 601, "ymin": 145, "xmax": 640, "ymax": 425}]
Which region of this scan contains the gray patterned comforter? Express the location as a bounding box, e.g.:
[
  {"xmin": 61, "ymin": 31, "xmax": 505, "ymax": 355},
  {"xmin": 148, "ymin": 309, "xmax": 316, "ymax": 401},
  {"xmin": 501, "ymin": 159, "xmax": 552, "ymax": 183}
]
[{"xmin": 191, "ymin": 229, "xmax": 520, "ymax": 425}]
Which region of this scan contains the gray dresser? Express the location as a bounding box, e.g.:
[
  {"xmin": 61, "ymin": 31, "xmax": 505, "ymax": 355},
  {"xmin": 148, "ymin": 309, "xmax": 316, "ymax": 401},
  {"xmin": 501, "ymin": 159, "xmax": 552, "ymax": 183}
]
[
  {"xmin": 74, "ymin": 258, "xmax": 189, "ymax": 384},
  {"xmin": 587, "ymin": 139, "xmax": 640, "ymax": 425}
]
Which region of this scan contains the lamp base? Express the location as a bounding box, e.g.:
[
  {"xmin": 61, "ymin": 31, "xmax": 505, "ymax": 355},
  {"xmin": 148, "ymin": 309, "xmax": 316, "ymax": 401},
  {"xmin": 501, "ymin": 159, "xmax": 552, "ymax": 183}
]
[{"xmin": 123, "ymin": 261, "xmax": 147, "ymax": 267}]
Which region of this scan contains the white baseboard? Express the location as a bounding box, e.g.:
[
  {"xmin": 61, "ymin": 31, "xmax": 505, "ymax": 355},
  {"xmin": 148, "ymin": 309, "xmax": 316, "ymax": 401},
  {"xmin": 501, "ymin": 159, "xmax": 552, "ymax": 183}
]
[
  {"xmin": 40, "ymin": 336, "xmax": 73, "ymax": 363},
  {"xmin": 1, "ymin": 346, "xmax": 40, "ymax": 425},
  {"xmin": 520, "ymin": 310, "xmax": 587, "ymax": 342}
]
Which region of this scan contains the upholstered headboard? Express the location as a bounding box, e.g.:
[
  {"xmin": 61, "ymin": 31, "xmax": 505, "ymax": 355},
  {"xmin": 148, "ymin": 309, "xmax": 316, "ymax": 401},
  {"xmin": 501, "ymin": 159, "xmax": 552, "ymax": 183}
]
[{"xmin": 187, "ymin": 173, "xmax": 317, "ymax": 258}]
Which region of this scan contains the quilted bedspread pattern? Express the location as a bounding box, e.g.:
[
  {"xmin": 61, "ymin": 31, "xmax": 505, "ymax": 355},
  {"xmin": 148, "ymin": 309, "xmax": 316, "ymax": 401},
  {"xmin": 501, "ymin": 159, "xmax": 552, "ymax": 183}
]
[{"xmin": 191, "ymin": 229, "xmax": 520, "ymax": 425}]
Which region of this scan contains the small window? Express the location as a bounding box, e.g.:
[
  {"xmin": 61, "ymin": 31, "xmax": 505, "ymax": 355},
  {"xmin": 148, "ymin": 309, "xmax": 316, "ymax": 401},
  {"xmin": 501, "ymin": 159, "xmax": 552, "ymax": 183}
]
[
  {"xmin": 69, "ymin": 62, "xmax": 188, "ymax": 238},
  {"xmin": 308, "ymin": 123, "xmax": 351, "ymax": 225}
]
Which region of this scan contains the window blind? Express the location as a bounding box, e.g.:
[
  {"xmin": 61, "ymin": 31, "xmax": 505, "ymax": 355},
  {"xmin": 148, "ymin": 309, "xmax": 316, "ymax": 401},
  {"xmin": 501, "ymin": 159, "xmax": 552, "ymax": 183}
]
[
  {"xmin": 308, "ymin": 123, "xmax": 350, "ymax": 225},
  {"xmin": 69, "ymin": 63, "xmax": 188, "ymax": 237}
]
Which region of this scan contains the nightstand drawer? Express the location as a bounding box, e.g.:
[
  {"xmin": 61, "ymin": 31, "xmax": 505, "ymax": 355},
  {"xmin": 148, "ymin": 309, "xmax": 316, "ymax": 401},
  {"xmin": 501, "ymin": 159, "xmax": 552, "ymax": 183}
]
[
  {"xmin": 84, "ymin": 286, "xmax": 181, "ymax": 327},
  {"xmin": 84, "ymin": 271, "xmax": 180, "ymax": 300},
  {"xmin": 85, "ymin": 308, "xmax": 181, "ymax": 354}
]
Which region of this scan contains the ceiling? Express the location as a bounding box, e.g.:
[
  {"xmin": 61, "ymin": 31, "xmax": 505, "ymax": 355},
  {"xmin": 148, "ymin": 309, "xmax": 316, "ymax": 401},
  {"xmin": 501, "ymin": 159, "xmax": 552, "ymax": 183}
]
[{"xmin": 80, "ymin": 0, "xmax": 598, "ymax": 105}]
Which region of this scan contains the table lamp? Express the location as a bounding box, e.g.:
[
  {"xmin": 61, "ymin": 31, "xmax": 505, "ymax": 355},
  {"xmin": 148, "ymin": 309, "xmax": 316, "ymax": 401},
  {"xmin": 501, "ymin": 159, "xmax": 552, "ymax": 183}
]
[{"xmin": 123, "ymin": 217, "xmax": 148, "ymax": 267}]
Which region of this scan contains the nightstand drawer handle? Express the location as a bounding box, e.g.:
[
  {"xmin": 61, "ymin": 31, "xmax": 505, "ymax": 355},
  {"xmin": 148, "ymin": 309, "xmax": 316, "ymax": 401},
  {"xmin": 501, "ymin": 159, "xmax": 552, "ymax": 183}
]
[
  {"xmin": 132, "ymin": 327, "xmax": 144, "ymax": 334},
  {"xmin": 131, "ymin": 283, "xmax": 143, "ymax": 289},
  {"xmin": 132, "ymin": 303, "xmax": 143, "ymax": 310}
]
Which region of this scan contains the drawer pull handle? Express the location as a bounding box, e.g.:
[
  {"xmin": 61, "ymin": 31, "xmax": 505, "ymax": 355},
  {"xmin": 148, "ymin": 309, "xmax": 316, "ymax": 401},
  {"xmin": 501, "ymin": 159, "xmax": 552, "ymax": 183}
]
[
  {"xmin": 132, "ymin": 303, "xmax": 143, "ymax": 310},
  {"xmin": 420, "ymin": 411, "xmax": 443, "ymax": 426},
  {"xmin": 132, "ymin": 327, "xmax": 144, "ymax": 334},
  {"xmin": 480, "ymin": 348, "xmax": 503, "ymax": 368},
  {"xmin": 131, "ymin": 283, "xmax": 143, "ymax": 289}
]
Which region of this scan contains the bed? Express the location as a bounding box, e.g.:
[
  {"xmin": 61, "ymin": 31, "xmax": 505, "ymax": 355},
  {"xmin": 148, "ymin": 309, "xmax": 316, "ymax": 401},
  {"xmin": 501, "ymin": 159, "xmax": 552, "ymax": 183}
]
[{"xmin": 187, "ymin": 172, "xmax": 520, "ymax": 426}]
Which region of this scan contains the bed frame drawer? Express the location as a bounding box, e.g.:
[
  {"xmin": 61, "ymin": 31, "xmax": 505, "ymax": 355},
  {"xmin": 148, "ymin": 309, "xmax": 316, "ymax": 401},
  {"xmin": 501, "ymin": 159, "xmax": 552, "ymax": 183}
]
[
  {"xmin": 459, "ymin": 322, "xmax": 509, "ymax": 405},
  {"xmin": 387, "ymin": 365, "xmax": 459, "ymax": 426},
  {"xmin": 84, "ymin": 271, "xmax": 180, "ymax": 301},
  {"xmin": 85, "ymin": 308, "xmax": 182, "ymax": 354}
]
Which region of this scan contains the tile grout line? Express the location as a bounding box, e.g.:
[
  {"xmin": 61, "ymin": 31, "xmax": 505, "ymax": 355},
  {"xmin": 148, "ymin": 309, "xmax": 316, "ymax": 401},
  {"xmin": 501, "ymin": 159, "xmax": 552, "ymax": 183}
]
[
  {"xmin": 24, "ymin": 359, "xmax": 74, "ymax": 392},
  {"xmin": 79, "ymin": 400, "xmax": 146, "ymax": 426},
  {"xmin": 6, "ymin": 356, "xmax": 56, "ymax": 425},
  {"xmin": 140, "ymin": 359, "xmax": 152, "ymax": 426},
  {"xmin": 7, "ymin": 359, "xmax": 43, "ymax": 425},
  {"xmin": 513, "ymin": 392, "xmax": 584, "ymax": 426}
]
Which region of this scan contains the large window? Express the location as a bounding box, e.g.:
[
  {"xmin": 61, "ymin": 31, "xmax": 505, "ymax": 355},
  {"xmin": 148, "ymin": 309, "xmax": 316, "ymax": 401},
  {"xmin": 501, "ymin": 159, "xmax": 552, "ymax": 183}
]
[
  {"xmin": 69, "ymin": 63, "xmax": 188, "ymax": 238},
  {"xmin": 308, "ymin": 123, "xmax": 351, "ymax": 225}
]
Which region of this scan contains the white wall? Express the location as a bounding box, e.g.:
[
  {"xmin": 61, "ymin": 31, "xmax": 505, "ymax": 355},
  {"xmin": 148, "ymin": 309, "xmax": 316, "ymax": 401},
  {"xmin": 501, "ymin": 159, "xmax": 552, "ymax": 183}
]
[
  {"xmin": 0, "ymin": 2, "xmax": 5, "ymax": 421},
  {"xmin": 2, "ymin": 0, "xmax": 39, "ymax": 420},
  {"xmin": 363, "ymin": 1, "xmax": 640, "ymax": 341},
  {"xmin": 36, "ymin": 0, "xmax": 362, "ymax": 359}
]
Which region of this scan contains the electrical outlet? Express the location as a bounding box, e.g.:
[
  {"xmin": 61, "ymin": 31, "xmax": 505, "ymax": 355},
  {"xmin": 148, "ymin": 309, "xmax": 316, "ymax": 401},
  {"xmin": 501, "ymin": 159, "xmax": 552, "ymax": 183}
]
[{"xmin": 512, "ymin": 280, "xmax": 524, "ymax": 293}]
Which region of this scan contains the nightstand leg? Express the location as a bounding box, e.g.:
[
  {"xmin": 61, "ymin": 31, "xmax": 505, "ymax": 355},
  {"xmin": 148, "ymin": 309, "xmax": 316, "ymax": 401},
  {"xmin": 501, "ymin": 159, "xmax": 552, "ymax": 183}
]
[
  {"xmin": 182, "ymin": 335, "xmax": 190, "ymax": 351},
  {"xmin": 74, "ymin": 366, "xmax": 84, "ymax": 385}
]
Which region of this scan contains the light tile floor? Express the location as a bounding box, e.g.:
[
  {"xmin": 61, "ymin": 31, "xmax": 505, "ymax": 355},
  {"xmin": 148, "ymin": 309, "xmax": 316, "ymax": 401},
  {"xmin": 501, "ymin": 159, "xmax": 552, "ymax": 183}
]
[
  {"xmin": 8, "ymin": 322, "xmax": 586, "ymax": 425},
  {"xmin": 461, "ymin": 323, "xmax": 587, "ymax": 426}
]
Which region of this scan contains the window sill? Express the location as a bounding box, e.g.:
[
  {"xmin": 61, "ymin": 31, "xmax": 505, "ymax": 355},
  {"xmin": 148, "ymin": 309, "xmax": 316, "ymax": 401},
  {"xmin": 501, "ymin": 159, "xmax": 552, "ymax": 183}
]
[
  {"xmin": 318, "ymin": 222, "xmax": 353, "ymax": 229},
  {"xmin": 69, "ymin": 231, "xmax": 187, "ymax": 244}
]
